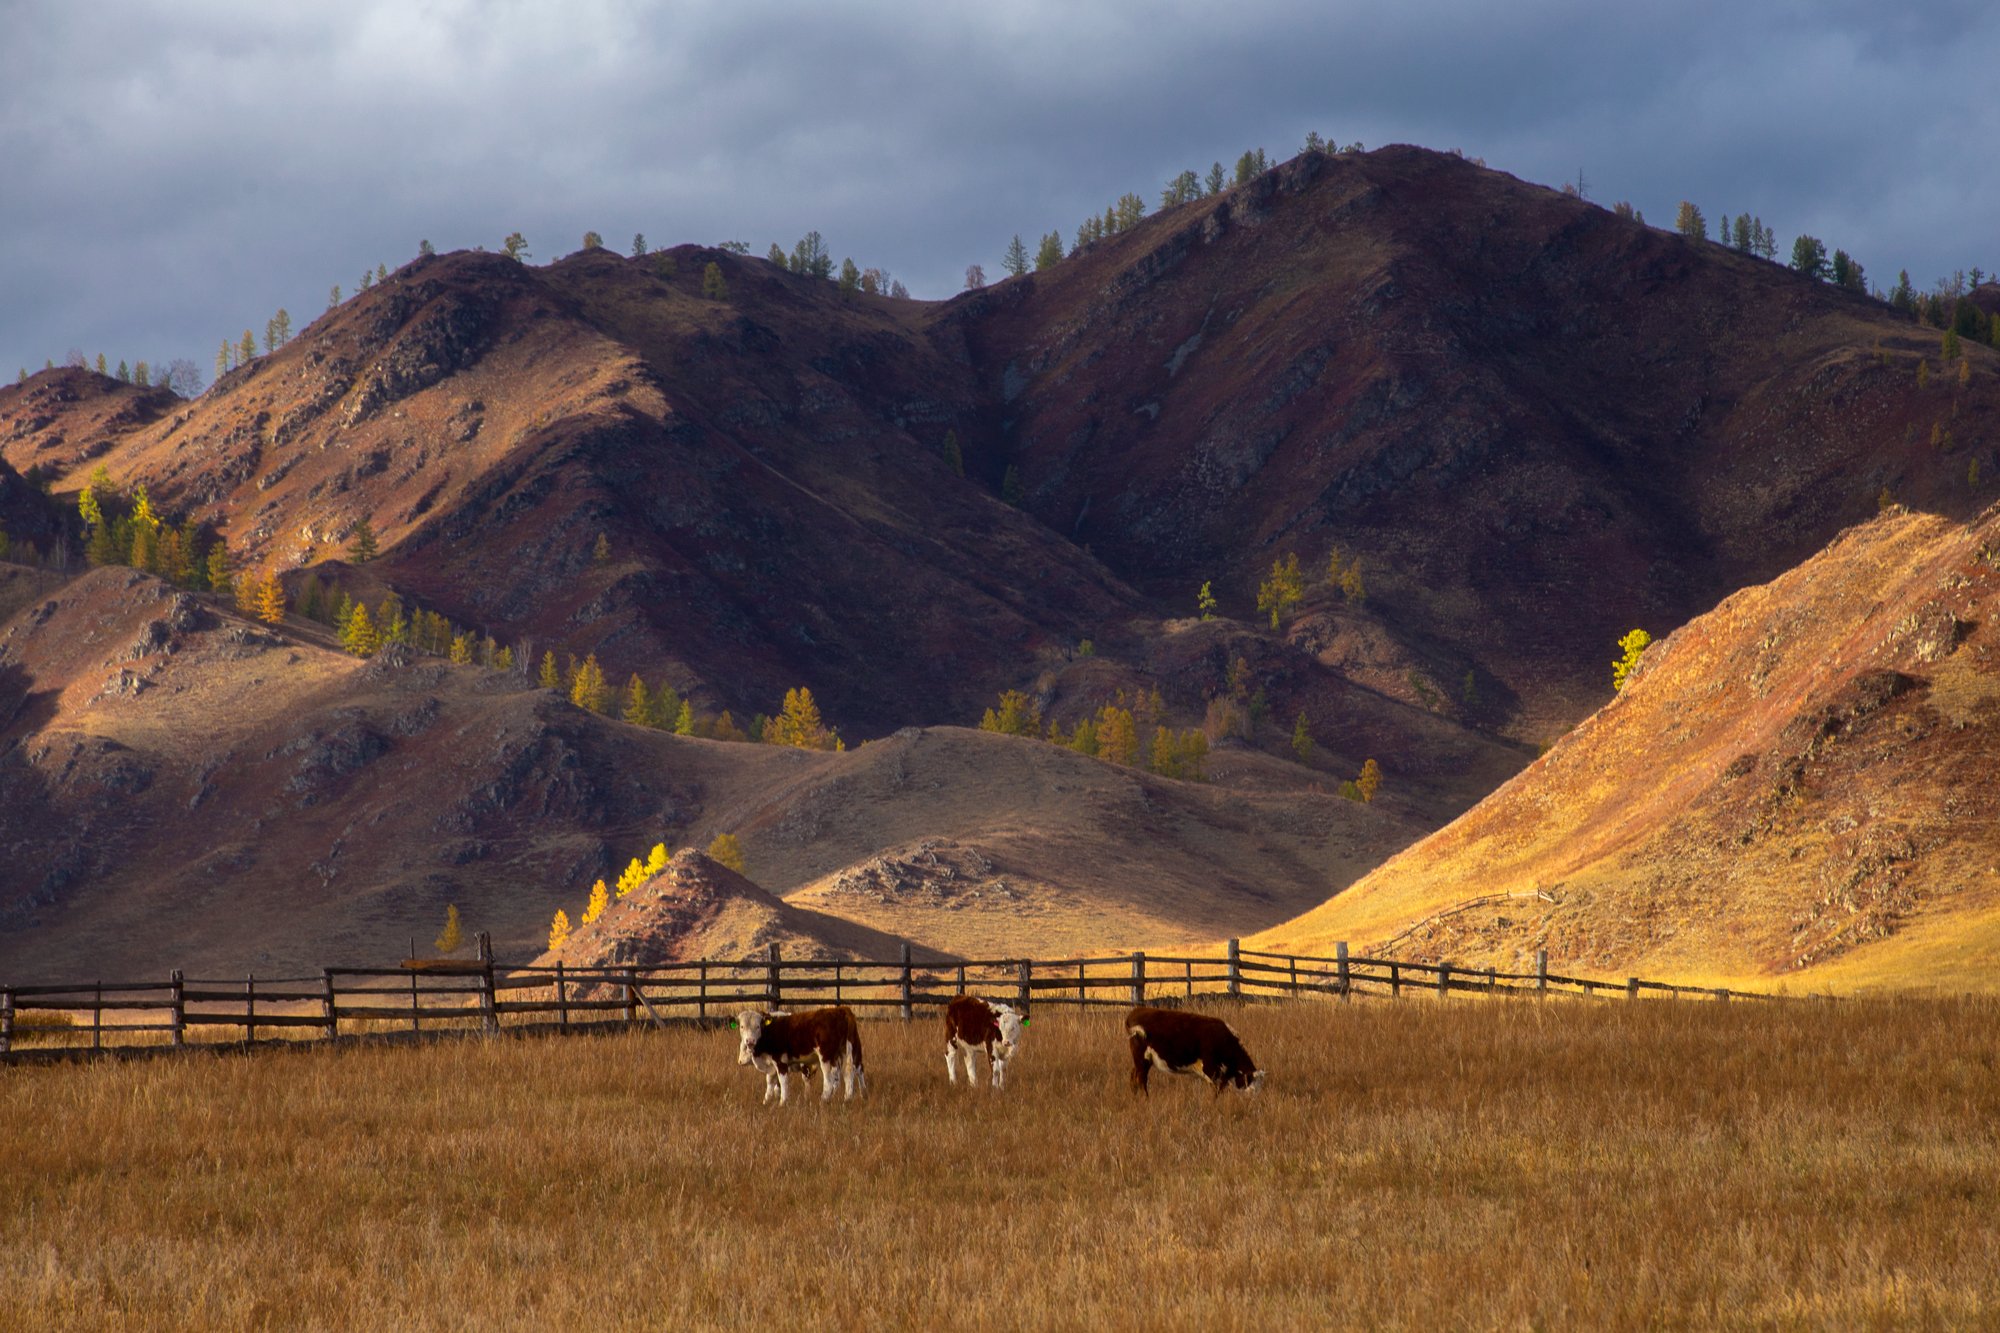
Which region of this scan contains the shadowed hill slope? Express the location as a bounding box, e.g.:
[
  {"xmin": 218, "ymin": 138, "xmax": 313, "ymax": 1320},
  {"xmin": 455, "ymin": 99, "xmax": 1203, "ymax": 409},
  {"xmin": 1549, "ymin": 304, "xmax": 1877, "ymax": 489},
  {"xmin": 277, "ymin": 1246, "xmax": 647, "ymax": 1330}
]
[
  {"xmin": 0, "ymin": 572, "xmax": 1413, "ymax": 983},
  {"xmin": 1252, "ymin": 504, "xmax": 2000, "ymax": 992},
  {"xmin": 966, "ymin": 145, "xmax": 2000, "ymax": 737}
]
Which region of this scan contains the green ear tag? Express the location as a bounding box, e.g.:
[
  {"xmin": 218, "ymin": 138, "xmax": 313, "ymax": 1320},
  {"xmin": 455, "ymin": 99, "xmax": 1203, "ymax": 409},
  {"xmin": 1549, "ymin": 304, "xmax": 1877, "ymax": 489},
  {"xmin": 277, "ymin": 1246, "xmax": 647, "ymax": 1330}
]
[{"xmin": 728, "ymin": 1020, "xmax": 738, "ymax": 1029}]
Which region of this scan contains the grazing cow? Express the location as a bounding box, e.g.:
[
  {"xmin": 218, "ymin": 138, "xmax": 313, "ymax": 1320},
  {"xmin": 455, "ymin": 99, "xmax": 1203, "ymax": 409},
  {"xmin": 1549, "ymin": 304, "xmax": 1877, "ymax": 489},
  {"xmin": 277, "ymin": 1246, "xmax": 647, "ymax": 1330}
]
[
  {"xmin": 1125, "ymin": 1006, "xmax": 1264, "ymax": 1095},
  {"xmin": 943, "ymin": 995, "xmax": 1027, "ymax": 1089},
  {"xmin": 733, "ymin": 1007, "xmax": 865, "ymax": 1105}
]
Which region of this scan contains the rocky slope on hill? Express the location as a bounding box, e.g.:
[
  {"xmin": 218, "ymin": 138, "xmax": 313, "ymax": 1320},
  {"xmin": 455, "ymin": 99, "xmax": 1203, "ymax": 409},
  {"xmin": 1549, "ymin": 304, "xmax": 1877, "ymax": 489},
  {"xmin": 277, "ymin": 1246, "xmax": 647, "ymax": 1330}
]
[{"xmin": 1252, "ymin": 503, "xmax": 2000, "ymax": 991}]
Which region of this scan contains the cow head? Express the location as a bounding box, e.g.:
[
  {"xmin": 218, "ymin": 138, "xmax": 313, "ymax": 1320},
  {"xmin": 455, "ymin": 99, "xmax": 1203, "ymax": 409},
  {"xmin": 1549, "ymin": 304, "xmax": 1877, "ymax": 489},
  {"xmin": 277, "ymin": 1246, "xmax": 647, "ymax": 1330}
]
[
  {"xmin": 992, "ymin": 1003, "xmax": 1026, "ymax": 1059},
  {"xmin": 732, "ymin": 1010, "xmax": 766, "ymax": 1065}
]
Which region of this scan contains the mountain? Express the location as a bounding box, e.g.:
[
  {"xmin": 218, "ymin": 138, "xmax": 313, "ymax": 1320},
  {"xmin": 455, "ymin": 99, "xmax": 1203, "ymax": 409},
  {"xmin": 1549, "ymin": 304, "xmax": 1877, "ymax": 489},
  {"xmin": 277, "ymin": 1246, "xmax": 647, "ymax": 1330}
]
[
  {"xmin": 1251, "ymin": 503, "xmax": 2000, "ymax": 992},
  {"xmin": 0, "ymin": 143, "xmax": 1993, "ymax": 984}
]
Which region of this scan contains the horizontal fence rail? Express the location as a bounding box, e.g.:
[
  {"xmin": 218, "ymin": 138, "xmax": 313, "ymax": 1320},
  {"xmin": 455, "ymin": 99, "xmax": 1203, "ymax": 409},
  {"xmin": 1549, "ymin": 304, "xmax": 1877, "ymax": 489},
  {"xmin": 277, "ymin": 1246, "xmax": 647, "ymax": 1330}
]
[{"xmin": 0, "ymin": 935, "xmax": 1777, "ymax": 1064}]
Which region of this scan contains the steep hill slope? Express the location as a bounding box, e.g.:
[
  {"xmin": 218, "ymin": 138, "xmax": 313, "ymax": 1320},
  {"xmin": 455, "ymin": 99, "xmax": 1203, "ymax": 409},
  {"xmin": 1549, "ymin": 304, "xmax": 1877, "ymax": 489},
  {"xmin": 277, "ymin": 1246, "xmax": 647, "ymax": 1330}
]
[
  {"xmin": 966, "ymin": 145, "xmax": 2000, "ymax": 737},
  {"xmin": 1252, "ymin": 504, "xmax": 2000, "ymax": 992}
]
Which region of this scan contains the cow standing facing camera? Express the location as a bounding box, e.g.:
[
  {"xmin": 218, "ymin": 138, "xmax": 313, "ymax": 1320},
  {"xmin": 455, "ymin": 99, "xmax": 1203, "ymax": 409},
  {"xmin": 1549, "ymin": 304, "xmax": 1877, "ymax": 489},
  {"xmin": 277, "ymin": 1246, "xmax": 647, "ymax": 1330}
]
[
  {"xmin": 1124, "ymin": 1006, "xmax": 1264, "ymax": 1095},
  {"xmin": 943, "ymin": 995, "xmax": 1027, "ymax": 1089},
  {"xmin": 733, "ymin": 1007, "xmax": 865, "ymax": 1106}
]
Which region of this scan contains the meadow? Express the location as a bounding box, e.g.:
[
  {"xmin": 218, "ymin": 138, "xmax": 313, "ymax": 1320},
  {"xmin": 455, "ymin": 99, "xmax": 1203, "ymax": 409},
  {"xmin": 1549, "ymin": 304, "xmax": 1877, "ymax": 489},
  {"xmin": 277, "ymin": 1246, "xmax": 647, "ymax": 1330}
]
[{"xmin": 3, "ymin": 994, "xmax": 1997, "ymax": 1330}]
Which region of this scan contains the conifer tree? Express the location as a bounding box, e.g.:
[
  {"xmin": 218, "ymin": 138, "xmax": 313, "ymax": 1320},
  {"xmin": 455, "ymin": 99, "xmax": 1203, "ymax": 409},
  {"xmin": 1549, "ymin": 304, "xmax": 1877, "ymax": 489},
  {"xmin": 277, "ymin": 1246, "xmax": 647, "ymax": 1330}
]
[
  {"xmin": 1002, "ymin": 234, "xmax": 1030, "ymax": 279},
  {"xmin": 1034, "ymin": 232, "xmax": 1064, "ymax": 271},
  {"xmin": 979, "ymin": 689, "xmax": 1041, "ymax": 737},
  {"xmin": 419, "ymin": 239, "xmax": 435, "ymax": 257},
  {"xmin": 581, "ymin": 878, "xmax": 609, "ymax": 925},
  {"xmin": 1256, "ymin": 552, "xmax": 1305, "ymax": 628},
  {"xmin": 1207, "ymin": 161, "xmax": 1226, "ymax": 195},
  {"xmin": 838, "ymin": 257, "xmax": 860, "ymax": 293},
  {"xmin": 1067, "ymin": 717, "xmax": 1099, "ymax": 756},
  {"xmin": 239, "ymin": 330, "xmax": 256, "ymax": 365},
  {"xmin": 435, "ymin": 904, "xmax": 463, "ymax": 953},
  {"xmin": 87, "ymin": 521, "xmax": 120, "ymax": 567},
  {"xmin": 1356, "ymin": 758, "xmax": 1382, "ymax": 803},
  {"xmin": 651, "ymin": 681, "xmax": 682, "ymax": 730},
  {"xmin": 1197, "ymin": 581, "xmax": 1217, "ymax": 620},
  {"xmin": 593, "ymin": 532, "xmax": 611, "ymax": 566},
  {"xmin": 494, "ymin": 645, "xmax": 514, "ymax": 673},
  {"xmin": 571, "ymin": 654, "xmax": 609, "ymax": 713},
  {"xmin": 116, "ymin": 359, "xmax": 130, "ymax": 382},
  {"xmin": 706, "ymin": 833, "xmax": 746, "ymax": 874},
  {"xmin": 1673, "ymin": 201, "xmax": 1706, "ymax": 241},
  {"xmin": 1612, "ymin": 628, "xmax": 1652, "ymax": 691},
  {"xmin": 206, "ymin": 537, "xmax": 234, "ymax": 599},
  {"xmin": 674, "ymin": 699, "xmax": 696, "ymax": 735},
  {"xmin": 342, "ymin": 601, "xmax": 380, "ymax": 654},
  {"xmin": 1001, "ymin": 465, "xmax": 1024, "ymax": 506},
  {"xmin": 631, "ymin": 234, "xmax": 647, "ymax": 257},
  {"xmin": 616, "ymin": 856, "xmax": 647, "ymax": 897},
  {"xmin": 349, "ymin": 517, "xmax": 377, "ymax": 563},
  {"xmin": 1291, "ymin": 712, "xmax": 1314, "ymax": 764},
  {"xmin": 771, "ymin": 686, "xmax": 840, "ymax": 749},
  {"xmin": 539, "ymin": 651, "xmax": 560, "ymax": 689},
  {"xmin": 450, "ymin": 633, "xmax": 473, "ymax": 665},
  {"xmin": 256, "ymin": 571, "xmax": 286, "ymax": 626},
  {"xmin": 328, "ymin": 285, "xmax": 341, "ymax": 311},
  {"xmin": 503, "ymin": 232, "xmax": 528, "ymax": 261},
  {"xmin": 78, "ymin": 479, "xmax": 103, "ymax": 531},
  {"xmin": 1096, "ymin": 705, "xmax": 1139, "ymax": 765},
  {"xmin": 548, "ymin": 908, "xmax": 571, "ymax": 953},
  {"xmin": 1340, "ymin": 562, "xmax": 1367, "ymax": 606},
  {"xmin": 701, "ymin": 262, "xmax": 728, "ymax": 300},
  {"xmin": 623, "ymin": 674, "xmax": 652, "ymax": 726}
]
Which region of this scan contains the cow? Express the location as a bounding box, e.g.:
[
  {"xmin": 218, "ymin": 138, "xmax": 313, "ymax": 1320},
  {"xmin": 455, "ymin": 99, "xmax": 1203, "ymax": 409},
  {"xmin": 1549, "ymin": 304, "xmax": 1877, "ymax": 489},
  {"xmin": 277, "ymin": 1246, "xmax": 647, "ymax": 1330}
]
[
  {"xmin": 732, "ymin": 1007, "xmax": 865, "ymax": 1105},
  {"xmin": 1124, "ymin": 1005, "xmax": 1264, "ymax": 1095},
  {"xmin": 943, "ymin": 995, "xmax": 1027, "ymax": 1089}
]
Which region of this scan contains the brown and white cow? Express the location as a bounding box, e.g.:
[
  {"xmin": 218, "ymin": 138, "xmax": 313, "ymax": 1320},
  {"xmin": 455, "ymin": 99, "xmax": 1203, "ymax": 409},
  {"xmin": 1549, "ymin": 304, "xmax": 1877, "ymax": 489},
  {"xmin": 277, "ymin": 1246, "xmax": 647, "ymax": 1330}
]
[
  {"xmin": 733, "ymin": 1007, "xmax": 865, "ymax": 1105},
  {"xmin": 1125, "ymin": 1005, "xmax": 1264, "ymax": 1095},
  {"xmin": 943, "ymin": 995, "xmax": 1027, "ymax": 1089}
]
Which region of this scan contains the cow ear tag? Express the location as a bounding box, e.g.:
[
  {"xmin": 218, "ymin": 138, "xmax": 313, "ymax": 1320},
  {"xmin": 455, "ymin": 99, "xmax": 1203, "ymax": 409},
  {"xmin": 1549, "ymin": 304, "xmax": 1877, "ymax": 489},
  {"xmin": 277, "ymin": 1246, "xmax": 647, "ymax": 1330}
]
[{"xmin": 728, "ymin": 1020, "xmax": 738, "ymax": 1029}]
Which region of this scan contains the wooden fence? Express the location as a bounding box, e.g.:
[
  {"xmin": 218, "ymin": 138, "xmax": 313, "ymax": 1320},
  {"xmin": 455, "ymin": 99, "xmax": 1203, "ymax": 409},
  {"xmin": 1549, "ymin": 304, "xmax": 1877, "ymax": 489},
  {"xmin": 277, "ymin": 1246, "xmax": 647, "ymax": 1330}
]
[{"xmin": 0, "ymin": 936, "xmax": 1775, "ymax": 1062}]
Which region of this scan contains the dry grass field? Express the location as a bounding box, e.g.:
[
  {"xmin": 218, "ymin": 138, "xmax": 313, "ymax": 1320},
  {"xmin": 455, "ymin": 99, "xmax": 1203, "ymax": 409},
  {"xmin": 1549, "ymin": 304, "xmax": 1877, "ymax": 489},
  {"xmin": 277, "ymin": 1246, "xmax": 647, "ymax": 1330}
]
[{"xmin": 4, "ymin": 996, "xmax": 1998, "ymax": 1330}]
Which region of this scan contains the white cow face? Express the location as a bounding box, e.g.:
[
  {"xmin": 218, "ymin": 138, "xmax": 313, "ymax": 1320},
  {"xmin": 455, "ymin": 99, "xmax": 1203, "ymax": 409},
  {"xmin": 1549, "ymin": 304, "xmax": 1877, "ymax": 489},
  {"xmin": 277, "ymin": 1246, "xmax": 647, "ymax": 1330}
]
[
  {"xmin": 1247, "ymin": 1069, "xmax": 1267, "ymax": 1094},
  {"xmin": 733, "ymin": 1010, "xmax": 765, "ymax": 1065},
  {"xmin": 992, "ymin": 1004, "xmax": 1026, "ymax": 1060}
]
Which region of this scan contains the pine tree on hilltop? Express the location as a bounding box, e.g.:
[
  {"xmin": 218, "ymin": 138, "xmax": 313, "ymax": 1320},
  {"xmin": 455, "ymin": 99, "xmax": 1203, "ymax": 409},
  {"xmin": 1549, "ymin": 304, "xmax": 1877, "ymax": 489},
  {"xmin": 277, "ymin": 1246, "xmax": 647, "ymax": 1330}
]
[
  {"xmin": 581, "ymin": 878, "xmax": 609, "ymax": 925},
  {"xmin": 1002, "ymin": 234, "xmax": 1030, "ymax": 279},
  {"xmin": 254, "ymin": 571, "xmax": 286, "ymax": 626},
  {"xmin": 622, "ymin": 674, "xmax": 652, "ymax": 726},
  {"xmin": 341, "ymin": 602, "xmax": 381, "ymax": 655},
  {"xmin": 539, "ymin": 651, "xmax": 560, "ymax": 689},
  {"xmin": 702, "ymin": 262, "xmax": 729, "ymax": 301},
  {"xmin": 548, "ymin": 909, "xmax": 571, "ymax": 953}
]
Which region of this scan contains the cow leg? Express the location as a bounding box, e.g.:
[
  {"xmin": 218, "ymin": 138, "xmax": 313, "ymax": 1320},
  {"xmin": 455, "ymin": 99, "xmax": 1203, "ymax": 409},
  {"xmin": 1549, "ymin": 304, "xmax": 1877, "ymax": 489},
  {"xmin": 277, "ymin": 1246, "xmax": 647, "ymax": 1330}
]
[
  {"xmin": 945, "ymin": 1040, "xmax": 960, "ymax": 1084},
  {"xmin": 842, "ymin": 1042, "xmax": 859, "ymax": 1100},
  {"xmin": 1129, "ymin": 1033, "xmax": 1151, "ymax": 1094},
  {"xmin": 777, "ymin": 1068, "xmax": 791, "ymax": 1107},
  {"xmin": 991, "ymin": 1050, "xmax": 1006, "ymax": 1090},
  {"xmin": 821, "ymin": 1049, "xmax": 840, "ymax": 1101}
]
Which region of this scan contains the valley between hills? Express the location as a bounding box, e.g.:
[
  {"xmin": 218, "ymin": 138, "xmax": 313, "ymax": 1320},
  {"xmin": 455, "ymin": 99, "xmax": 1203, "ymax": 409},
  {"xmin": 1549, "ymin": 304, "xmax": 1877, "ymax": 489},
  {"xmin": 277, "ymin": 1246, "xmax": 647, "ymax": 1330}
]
[{"xmin": 3, "ymin": 144, "xmax": 1998, "ymax": 992}]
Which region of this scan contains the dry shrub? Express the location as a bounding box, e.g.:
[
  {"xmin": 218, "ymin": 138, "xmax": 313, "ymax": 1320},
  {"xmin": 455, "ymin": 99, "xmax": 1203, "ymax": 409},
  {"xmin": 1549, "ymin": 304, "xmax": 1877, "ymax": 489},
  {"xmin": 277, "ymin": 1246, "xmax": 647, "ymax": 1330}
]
[{"xmin": 2, "ymin": 995, "xmax": 1997, "ymax": 1328}]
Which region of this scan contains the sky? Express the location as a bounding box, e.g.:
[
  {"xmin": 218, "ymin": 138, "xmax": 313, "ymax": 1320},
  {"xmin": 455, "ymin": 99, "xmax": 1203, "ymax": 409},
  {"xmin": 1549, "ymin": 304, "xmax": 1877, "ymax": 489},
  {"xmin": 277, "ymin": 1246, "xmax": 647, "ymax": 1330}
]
[{"xmin": 4, "ymin": 0, "xmax": 1996, "ymax": 386}]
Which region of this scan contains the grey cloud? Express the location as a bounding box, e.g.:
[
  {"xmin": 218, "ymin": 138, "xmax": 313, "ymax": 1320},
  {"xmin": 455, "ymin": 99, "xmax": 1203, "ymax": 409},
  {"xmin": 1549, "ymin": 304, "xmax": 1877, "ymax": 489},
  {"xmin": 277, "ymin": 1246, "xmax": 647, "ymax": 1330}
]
[{"xmin": 3, "ymin": 0, "xmax": 1995, "ymax": 379}]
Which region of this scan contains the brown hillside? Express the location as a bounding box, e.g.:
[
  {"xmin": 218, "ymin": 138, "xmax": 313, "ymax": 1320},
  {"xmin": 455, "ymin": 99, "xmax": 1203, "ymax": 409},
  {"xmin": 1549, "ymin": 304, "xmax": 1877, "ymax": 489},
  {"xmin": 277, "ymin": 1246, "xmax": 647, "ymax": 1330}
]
[
  {"xmin": 967, "ymin": 145, "xmax": 2000, "ymax": 739},
  {"xmin": 532, "ymin": 848, "xmax": 924, "ymax": 970},
  {"xmin": 0, "ymin": 573, "xmax": 1412, "ymax": 983},
  {"xmin": 1252, "ymin": 504, "xmax": 2000, "ymax": 992}
]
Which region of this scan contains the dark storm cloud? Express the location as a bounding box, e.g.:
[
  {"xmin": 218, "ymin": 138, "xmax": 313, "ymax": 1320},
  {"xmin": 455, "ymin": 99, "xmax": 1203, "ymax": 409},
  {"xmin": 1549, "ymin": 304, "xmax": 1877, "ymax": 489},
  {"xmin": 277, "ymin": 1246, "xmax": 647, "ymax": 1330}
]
[{"xmin": 3, "ymin": 0, "xmax": 1995, "ymax": 382}]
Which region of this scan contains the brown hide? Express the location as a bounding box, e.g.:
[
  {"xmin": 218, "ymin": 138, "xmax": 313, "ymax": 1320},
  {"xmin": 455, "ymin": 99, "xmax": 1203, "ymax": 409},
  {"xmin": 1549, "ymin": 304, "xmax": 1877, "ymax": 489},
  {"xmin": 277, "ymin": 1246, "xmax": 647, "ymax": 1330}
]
[
  {"xmin": 755, "ymin": 1006, "xmax": 863, "ymax": 1072},
  {"xmin": 944, "ymin": 995, "xmax": 1002, "ymax": 1050},
  {"xmin": 1124, "ymin": 1006, "xmax": 1259, "ymax": 1094}
]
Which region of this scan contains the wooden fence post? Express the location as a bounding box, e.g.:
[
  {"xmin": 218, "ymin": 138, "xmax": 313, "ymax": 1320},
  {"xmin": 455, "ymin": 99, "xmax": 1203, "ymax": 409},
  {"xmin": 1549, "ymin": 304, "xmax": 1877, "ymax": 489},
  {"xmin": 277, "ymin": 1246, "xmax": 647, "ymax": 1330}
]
[
  {"xmin": 1627, "ymin": 976, "xmax": 1640, "ymax": 1001},
  {"xmin": 1131, "ymin": 952, "xmax": 1146, "ymax": 1006},
  {"xmin": 241, "ymin": 975, "xmax": 252, "ymax": 1047},
  {"xmin": 1336, "ymin": 942, "xmax": 1350, "ymax": 998},
  {"xmin": 1486, "ymin": 967, "xmax": 1497, "ymax": 993},
  {"xmin": 94, "ymin": 979, "xmax": 104, "ymax": 1050},
  {"xmin": 767, "ymin": 942, "xmax": 782, "ymax": 1008},
  {"xmin": 556, "ymin": 961, "xmax": 570, "ymax": 1031},
  {"xmin": 1016, "ymin": 959, "xmax": 1031, "ymax": 1012},
  {"xmin": 1389, "ymin": 962, "xmax": 1400, "ymax": 998},
  {"xmin": 479, "ymin": 933, "xmax": 498, "ymax": 1034},
  {"xmin": 623, "ymin": 976, "xmax": 637, "ymax": 1027},
  {"xmin": 696, "ymin": 961, "xmax": 707, "ymax": 1020},
  {"xmin": 1077, "ymin": 960, "xmax": 1086, "ymax": 1003},
  {"xmin": 0, "ymin": 987, "xmax": 12, "ymax": 1055},
  {"xmin": 1288, "ymin": 955, "xmax": 1299, "ymax": 995},
  {"xmin": 956, "ymin": 962, "xmax": 967, "ymax": 996},
  {"xmin": 410, "ymin": 968, "xmax": 422, "ymax": 1033},
  {"xmin": 321, "ymin": 969, "xmax": 337, "ymax": 1041},
  {"xmin": 1714, "ymin": 988, "xmax": 1729, "ymax": 1003},
  {"xmin": 1536, "ymin": 951, "xmax": 1548, "ymax": 996},
  {"xmin": 1226, "ymin": 939, "xmax": 1241, "ymax": 997},
  {"xmin": 170, "ymin": 970, "xmax": 185, "ymax": 1047},
  {"xmin": 899, "ymin": 942, "xmax": 913, "ymax": 1020},
  {"xmin": 1437, "ymin": 963, "xmax": 1451, "ymax": 998}
]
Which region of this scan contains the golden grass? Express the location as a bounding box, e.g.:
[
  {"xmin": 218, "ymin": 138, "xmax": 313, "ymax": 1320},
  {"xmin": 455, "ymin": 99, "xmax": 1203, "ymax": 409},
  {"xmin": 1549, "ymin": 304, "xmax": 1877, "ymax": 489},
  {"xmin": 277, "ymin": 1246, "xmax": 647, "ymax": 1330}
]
[{"xmin": 4, "ymin": 997, "xmax": 1998, "ymax": 1330}]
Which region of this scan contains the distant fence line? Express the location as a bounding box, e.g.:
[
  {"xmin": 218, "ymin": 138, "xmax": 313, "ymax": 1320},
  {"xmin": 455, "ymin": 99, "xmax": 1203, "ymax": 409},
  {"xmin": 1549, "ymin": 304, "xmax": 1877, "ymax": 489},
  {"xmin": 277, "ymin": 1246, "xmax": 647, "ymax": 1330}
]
[{"xmin": 0, "ymin": 936, "xmax": 1775, "ymax": 1062}]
